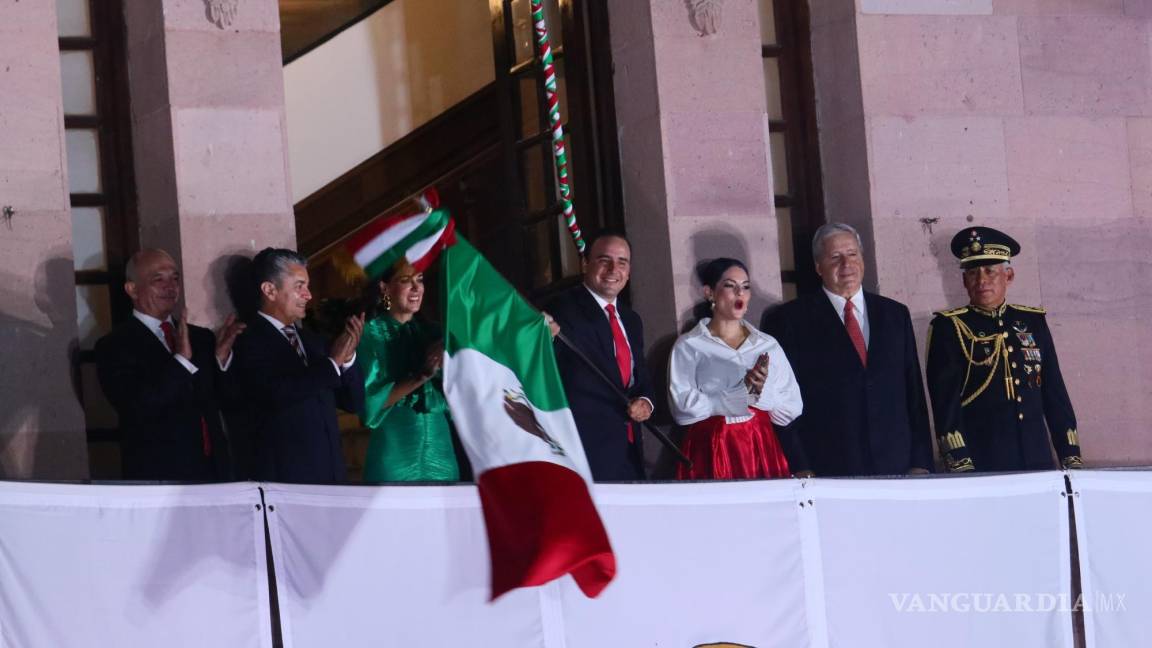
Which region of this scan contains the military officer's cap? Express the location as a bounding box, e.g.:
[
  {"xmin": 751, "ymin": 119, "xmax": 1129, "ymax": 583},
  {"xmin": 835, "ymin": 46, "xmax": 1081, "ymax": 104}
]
[{"xmin": 950, "ymin": 226, "xmax": 1020, "ymax": 268}]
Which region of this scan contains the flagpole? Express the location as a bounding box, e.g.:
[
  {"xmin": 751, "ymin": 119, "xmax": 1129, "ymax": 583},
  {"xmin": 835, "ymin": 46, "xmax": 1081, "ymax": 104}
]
[{"xmin": 555, "ymin": 332, "xmax": 692, "ymax": 469}]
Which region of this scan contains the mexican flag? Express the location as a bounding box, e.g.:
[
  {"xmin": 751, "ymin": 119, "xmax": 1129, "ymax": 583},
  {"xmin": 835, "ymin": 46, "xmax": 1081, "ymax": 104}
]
[{"xmin": 348, "ymin": 208, "xmax": 616, "ymax": 600}]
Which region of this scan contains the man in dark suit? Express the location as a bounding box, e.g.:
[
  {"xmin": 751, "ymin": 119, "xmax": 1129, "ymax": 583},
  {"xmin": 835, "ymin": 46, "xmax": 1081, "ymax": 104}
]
[
  {"xmin": 548, "ymin": 231, "xmax": 655, "ymax": 481},
  {"xmin": 96, "ymin": 248, "xmax": 245, "ymax": 480},
  {"xmin": 762, "ymin": 223, "xmax": 933, "ymax": 476},
  {"xmin": 231, "ymin": 248, "xmax": 365, "ymax": 483}
]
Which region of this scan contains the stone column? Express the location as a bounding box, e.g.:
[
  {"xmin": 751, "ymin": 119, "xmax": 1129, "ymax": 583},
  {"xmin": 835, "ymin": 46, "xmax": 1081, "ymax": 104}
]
[
  {"xmin": 124, "ymin": 0, "xmax": 297, "ymax": 324},
  {"xmin": 0, "ymin": 1, "xmax": 88, "ymax": 478},
  {"xmin": 607, "ymin": 0, "xmax": 783, "ymax": 352}
]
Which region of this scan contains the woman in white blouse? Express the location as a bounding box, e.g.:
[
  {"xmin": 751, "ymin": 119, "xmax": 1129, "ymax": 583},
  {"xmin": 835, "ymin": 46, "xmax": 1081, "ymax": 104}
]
[{"xmin": 669, "ymin": 258, "xmax": 803, "ymax": 479}]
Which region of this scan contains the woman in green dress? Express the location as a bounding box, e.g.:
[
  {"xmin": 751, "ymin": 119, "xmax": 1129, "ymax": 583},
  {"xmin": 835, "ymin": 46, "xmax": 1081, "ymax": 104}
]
[{"xmin": 357, "ymin": 262, "xmax": 460, "ymax": 481}]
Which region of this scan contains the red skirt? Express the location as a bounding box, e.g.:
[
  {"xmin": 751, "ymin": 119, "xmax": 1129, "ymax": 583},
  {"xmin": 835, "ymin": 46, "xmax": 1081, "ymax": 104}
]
[{"xmin": 677, "ymin": 409, "xmax": 791, "ymax": 480}]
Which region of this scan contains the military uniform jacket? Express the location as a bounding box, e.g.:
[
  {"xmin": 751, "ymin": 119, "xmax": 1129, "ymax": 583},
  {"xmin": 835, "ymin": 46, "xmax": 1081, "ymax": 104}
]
[{"xmin": 926, "ymin": 303, "xmax": 1082, "ymax": 472}]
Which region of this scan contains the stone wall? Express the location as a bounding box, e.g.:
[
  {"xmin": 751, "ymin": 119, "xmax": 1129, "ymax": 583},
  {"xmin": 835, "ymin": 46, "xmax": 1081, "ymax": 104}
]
[
  {"xmin": 813, "ymin": 0, "xmax": 1152, "ymax": 465},
  {"xmin": 0, "ymin": 0, "xmax": 88, "ymax": 478},
  {"xmin": 608, "ymin": 0, "xmax": 784, "ymax": 401},
  {"xmin": 124, "ymin": 0, "xmax": 296, "ymax": 327}
]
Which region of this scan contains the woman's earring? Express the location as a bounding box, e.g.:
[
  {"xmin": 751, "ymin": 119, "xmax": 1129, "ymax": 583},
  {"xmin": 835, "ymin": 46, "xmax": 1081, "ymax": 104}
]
[{"xmin": 383, "ymin": 294, "xmax": 392, "ymax": 311}]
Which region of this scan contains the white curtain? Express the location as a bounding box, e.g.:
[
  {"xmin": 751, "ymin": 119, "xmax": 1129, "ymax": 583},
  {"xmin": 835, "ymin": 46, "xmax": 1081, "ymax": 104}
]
[
  {"xmin": 0, "ymin": 482, "xmax": 270, "ymax": 648},
  {"xmin": 804, "ymin": 472, "xmax": 1073, "ymax": 648},
  {"xmin": 0, "ymin": 473, "xmax": 1103, "ymax": 648},
  {"xmin": 1069, "ymin": 470, "xmax": 1152, "ymax": 648},
  {"xmin": 262, "ymin": 484, "xmax": 547, "ymax": 648},
  {"xmin": 558, "ymin": 481, "xmax": 811, "ymax": 648}
]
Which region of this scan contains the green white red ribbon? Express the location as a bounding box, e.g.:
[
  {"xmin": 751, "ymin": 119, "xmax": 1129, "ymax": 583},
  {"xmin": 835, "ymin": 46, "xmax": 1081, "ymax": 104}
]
[{"xmin": 530, "ymin": 0, "xmax": 585, "ymax": 254}]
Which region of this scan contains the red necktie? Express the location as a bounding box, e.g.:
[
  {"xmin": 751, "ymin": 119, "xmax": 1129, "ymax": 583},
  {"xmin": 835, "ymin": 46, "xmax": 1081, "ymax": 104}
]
[
  {"xmin": 605, "ymin": 304, "xmax": 635, "ymax": 443},
  {"xmin": 159, "ymin": 321, "xmax": 213, "ymax": 457},
  {"xmin": 159, "ymin": 321, "xmax": 177, "ymax": 351},
  {"xmin": 844, "ymin": 300, "xmax": 867, "ymax": 367}
]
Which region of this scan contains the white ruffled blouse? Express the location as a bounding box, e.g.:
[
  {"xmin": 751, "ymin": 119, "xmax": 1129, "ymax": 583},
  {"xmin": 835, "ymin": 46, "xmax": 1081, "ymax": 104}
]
[{"xmin": 668, "ymin": 319, "xmax": 803, "ymax": 427}]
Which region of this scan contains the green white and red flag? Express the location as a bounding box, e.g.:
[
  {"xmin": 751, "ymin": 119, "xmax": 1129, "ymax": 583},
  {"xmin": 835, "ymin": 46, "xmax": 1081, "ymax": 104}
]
[
  {"xmin": 348, "ymin": 204, "xmax": 616, "ymax": 600},
  {"xmin": 345, "ymin": 191, "xmax": 456, "ymax": 277}
]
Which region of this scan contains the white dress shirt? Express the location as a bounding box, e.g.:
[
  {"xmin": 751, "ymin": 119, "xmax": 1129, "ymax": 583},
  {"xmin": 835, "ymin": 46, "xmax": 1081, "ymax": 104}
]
[
  {"xmin": 668, "ymin": 319, "xmax": 803, "ymax": 427},
  {"xmin": 822, "ymin": 286, "xmax": 870, "ymax": 348},
  {"xmin": 135, "ymin": 310, "xmax": 233, "ymax": 372},
  {"xmin": 134, "ymin": 310, "xmax": 199, "ymax": 374},
  {"xmin": 584, "ymin": 284, "xmax": 634, "ymax": 358},
  {"xmin": 583, "ymin": 285, "xmax": 654, "ymax": 411},
  {"xmin": 257, "ymin": 311, "xmax": 355, "ymax": 375}
]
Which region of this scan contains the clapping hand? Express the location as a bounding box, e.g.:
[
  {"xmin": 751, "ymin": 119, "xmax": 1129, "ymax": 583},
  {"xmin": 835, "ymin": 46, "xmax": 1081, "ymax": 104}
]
[
  {"xmin": 329, "ymin": 312, "xmax": 365, "ymax": 365},
  {"xmin": 421, "ymin": 340, "xmax": 444, "ymax": 379},
  {"xmin": 214, "ymin": 313, "xmax": 246, "ymax": 364},
  {"xmin": 174, "ymin": 311, "xmax": 193, "ymax": 360},
  {"xmin": 744, "ymin": 353, "xmax": 769, "ymax": 395}
]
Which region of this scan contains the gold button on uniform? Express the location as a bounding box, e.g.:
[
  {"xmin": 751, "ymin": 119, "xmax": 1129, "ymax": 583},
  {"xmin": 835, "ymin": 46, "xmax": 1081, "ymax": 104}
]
[
  {"xmin": 1018, "ymin": 413, "xmax": 1024, "ymax": 420},
  {"xmin": 1002, "ymin": 332, "xmax": 1009, "ymax": 338},
  {"xmin": 1015, "ymin": 378, "xmax": 1020, "ymax": 385},
  {"xmin": 1017, "ymin": 396, "xmax": 1023, "ymax": 402},
  {"xmin": 1012, "ymin": 362, "xmax": 1017, "ymax": 368},
  {"xmin": 1008, "ymin": 346, "xmax": 1014, "ymax": 353}
]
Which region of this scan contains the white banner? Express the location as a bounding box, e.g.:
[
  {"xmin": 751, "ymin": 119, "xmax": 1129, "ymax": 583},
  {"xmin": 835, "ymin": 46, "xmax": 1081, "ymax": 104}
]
[
  {"xmin": 262, "ymin": 484, "xmax": 547, "ymax": 648},
  {"xmin": 264, "ymin": 480, "xmax": 811, "ymax": 648},
  {"xmin": 804, "ymin": 472, "xmax": 1073, "ymax": 648},
  {"xmin": 559, "ymin": 481, "xmax": 811, "ymax": 648},
  {"xmin": 0, "ymin": 482, "xmax": 270, "ymax": 648},
  {"xmin": 1068, "ymin": 470, "xmax": 1151, "ymax": 648},
  {"xmin": 0, "ymin": 475, "xmax": 1097, "ymax": 648}
]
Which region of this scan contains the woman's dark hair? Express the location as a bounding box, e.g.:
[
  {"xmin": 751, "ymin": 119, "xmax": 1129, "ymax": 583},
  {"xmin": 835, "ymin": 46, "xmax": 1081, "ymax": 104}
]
[{"xmin": 697, "ymin": 257, "xmax": 749, "ymax": 289}]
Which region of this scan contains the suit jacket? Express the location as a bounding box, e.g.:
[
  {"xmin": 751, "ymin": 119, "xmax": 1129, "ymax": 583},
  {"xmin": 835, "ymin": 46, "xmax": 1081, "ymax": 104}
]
[
  {"xmin": 95, "ymin": 318, "xmax": 228, "ymax": 481},
  {"xmin": 231, "ymin": 315, "xmax": 365, "ymax": 483},
  {"xmin": 762, "ymin": 291, "xmax": 933, "ymax": 476},
  {"xmin": 548, "ymin": 285, "xmax": 655, "ymax": 481}
]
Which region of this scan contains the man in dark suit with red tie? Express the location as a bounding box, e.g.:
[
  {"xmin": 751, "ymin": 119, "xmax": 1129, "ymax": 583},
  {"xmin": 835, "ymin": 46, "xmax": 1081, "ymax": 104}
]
[
  {"xmin": 548, "ymin": 231, "xmax": 655, "ymax": 481},
  {"xmin": 231, "ymin": 248, "xmax": 365, "ymax": 483},
  {"xmin": 761, "ymin": 223, "xmax": 933, "ymax": 476},
  {"xmin": 95, "ymin": 248, "xmax": 245, "ymax": 480}
]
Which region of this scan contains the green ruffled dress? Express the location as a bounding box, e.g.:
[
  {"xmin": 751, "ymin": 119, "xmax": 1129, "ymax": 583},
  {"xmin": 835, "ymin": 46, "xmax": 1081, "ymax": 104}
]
[{"xmin": 357, "ymin": 315, "xmax": 459, "ymax": 481}]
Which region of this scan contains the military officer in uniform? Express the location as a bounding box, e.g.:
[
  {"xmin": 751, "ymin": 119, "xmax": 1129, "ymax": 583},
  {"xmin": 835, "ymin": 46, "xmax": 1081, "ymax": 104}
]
[{"xmin": 926, "ymin": 227, "xmax": 1083, "ymax": 472}]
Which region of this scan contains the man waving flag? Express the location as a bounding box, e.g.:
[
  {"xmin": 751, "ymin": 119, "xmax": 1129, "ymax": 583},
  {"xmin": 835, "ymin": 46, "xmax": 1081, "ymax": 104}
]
[{"xmin": 348, "ymin": 199, "xmax": 616, "ymax": 600}]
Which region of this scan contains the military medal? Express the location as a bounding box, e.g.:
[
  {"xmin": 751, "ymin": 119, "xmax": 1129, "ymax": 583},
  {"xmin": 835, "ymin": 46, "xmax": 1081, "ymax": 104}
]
[
  {"xmin": 1017, "ymin": 332, "xmax": 1036, "ymax": 347},
  {"xmin": 1024, "ymin": 348, "xmax": 1042, "ymax": 362}
]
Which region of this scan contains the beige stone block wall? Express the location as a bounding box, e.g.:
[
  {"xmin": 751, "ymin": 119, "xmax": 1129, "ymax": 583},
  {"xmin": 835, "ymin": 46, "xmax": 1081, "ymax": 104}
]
[
  {"xmin": 814, "ymin": 0, "xmax": 1152, "ymax": 465},
  {"xmin": 0, "ymin": 0, "xmax": 88, "ymax": 478}
]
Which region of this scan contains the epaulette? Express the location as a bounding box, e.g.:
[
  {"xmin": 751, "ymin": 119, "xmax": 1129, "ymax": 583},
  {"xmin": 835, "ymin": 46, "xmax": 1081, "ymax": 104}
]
[
  {"xmin": 934, "ymin": 306, "xmax": 969, "ymax": 318},
  {"xmin": 1009, "ymin": 303, "xmax": 1046, "ymax": 314}
]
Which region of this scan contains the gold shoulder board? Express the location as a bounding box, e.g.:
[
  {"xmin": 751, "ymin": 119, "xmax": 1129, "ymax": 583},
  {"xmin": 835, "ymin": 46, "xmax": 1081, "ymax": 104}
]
[
  {"xmin": 934, "ymin": 306, "xmax": 969, "ymax": 318},
  {"xmin": 1009, "ymin": 303, "xmax": 1047, "ymax": 314}
]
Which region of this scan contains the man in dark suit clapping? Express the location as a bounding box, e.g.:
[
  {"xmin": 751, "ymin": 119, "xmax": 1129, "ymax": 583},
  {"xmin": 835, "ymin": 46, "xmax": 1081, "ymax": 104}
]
[
  {"xmin": 96, "ymin": 248, "xmax": 245, "ymax": 480},
  {"xmin": 761, "ymin": 223, "xmax": 933, "ymax": 476},
  {"xmin": 547, "ymin": 231, "xmax": 655, "ymax": 481},
  {"xmin": 231, "ymin": 248, "xmax": 365, "ymax": 483}
]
